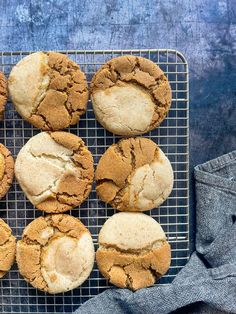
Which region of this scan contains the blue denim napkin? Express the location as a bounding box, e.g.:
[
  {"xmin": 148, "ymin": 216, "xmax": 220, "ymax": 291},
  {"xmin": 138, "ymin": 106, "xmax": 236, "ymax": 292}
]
[{"xmin": 76, "ymin": 151, "xmax": 236, "ymax": 314}]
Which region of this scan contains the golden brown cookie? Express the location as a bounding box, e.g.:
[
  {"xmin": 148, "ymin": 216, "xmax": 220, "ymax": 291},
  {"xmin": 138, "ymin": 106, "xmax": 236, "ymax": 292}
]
[
  {"xmin": 91, "ymin": 55, "xmax": 172, "ymax": 136},
  {"xmin": 15, "ymin": 132, "xmax": 94, "ymax": 213},
  {"xmin": 8, "ymin": 52, "xmax": 88, "ymax": 130},
  {"xmin": 0, "ymin": 71, "xmax": 8, "ymax": 120},
  {"xmin": 0, "ymin": 218, "xmax": 16, "ymax": 278},
  {"xmin": 96, "ymin": 137, "xmax": 173, "ymax": 212},
  {"xmin": 0, "ymin": 144, "xmax": 14, "ymax": 200},
  {"xmin": 96, "ymin": 212, "xmax": 171, "ymax": 290},
  {"xmin": 16, "ymin": 214, "xmax": 95, "ymax": 294}
]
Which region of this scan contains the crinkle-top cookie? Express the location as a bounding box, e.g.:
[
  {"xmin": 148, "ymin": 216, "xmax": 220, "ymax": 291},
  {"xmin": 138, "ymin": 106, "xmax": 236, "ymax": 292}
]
[
  {"xmin": 0, "ymin": 218, "xmax": 16, "ymax": 278},
  {"xmin": 16, "ymin": 214, "xmax": 95, "ymax": 294},
  {"xmin": 96, "ymin": 212, "xmax": 171, "ymax": 290},
  {"xmin": 91, "ymin": 55, "xmax": 172, "ymax": 135},
  {"xmin": 0, "ymin": 71, "xmax": 8, "ymax": 120},
  {"xmin": 9, "ymin": 52, "xmax": 88, "ymax": 130},
  {"xmin": 0, "ymin": 144, "xmax": 14, "ymax": 200},
  {"xmin": 96, "ymin": 137, "xmax": 174, "ymax": 212},
  {"xmin": 15, "ymin": 132, "xmax": 94, "ymax": 213}
]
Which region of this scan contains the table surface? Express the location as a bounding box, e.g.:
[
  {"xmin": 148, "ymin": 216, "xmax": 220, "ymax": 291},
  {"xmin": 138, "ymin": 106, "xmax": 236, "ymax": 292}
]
[{"xmin": 0, "ymin": 0, "xmax": 235, "ymax": 263}]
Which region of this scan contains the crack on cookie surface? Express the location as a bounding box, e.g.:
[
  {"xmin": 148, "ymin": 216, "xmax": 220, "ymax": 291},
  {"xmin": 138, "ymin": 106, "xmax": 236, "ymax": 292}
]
[
  {"xmin": 99, "ymin": 239, "xmax": 166, "ymax": 255},
  {"xmin": 30, "ymin": 112, "xmax": 52, "ymax": 130},
  {"xmin": 132, "ymin": 171, "xmax": 148, "ymax": 205},
  {"xmin": 130, "ymin": 143, "xmax": 136, "ymax": 170},
  {"xmin": 115, "ymin": 142, "xmax": 127, "ymax": 160}
]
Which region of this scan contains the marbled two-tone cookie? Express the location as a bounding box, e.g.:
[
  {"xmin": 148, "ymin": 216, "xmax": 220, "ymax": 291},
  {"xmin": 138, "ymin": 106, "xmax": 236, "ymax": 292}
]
[
  {"xmin": 17, "ymin": 214, "xmax": 95, "ymax": 293},
  {"xmin": 96, "ymin": 212, "xmax": 171, "ymax": 290},
  {"xmin": 15, "ymin": 132, "xmax": 94, "ymax": 213},
  {"xmin": 9, "ymin": 52, "xmax": 88, "ymax": 130},
  {"xmin": 96, "ymin": 137, "xmax": 174, "ymax": 212},
  {"xmin": 91, "ymin": 55, "xmax": 172, "ymax": 136}
]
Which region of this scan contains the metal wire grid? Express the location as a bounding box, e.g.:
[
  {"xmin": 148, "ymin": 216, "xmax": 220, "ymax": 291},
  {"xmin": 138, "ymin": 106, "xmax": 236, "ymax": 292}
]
[{"xmin": 0, "ymin": 49, "xmax": 189, "ymax": 313}]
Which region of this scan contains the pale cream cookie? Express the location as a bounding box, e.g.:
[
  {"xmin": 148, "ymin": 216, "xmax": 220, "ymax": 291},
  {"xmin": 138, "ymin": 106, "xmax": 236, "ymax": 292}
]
[
  {"xmin": 96, "ymin": 137, "xmax": 174, "ymax": 212},
  {"xmin": 0, "ymin": 218, "xmax": 16, "ymax": 278},
  {"xmin": 96, "ymin": 212, "xmax": 171, "ymax": 290},
  {"xmin": 15, "ymin": 132, "xmax": 94, "ymax": 213},
  {"xmin": 8, "ymin": 52, "xmax": 88, "ymax": 130},
  {"xmin": 16, "ymin": 214, "xmax": 95, "ymax": 294},
  {"xmin": 91, "ymin": 55, "xmax": 172, "ymax": 135}
]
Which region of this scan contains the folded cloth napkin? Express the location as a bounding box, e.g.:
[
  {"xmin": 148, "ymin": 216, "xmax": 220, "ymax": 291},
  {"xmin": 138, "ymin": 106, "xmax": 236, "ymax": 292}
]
[{"xmin": 76, "ymin": 151, "xmax": 236, "ymax": 314}]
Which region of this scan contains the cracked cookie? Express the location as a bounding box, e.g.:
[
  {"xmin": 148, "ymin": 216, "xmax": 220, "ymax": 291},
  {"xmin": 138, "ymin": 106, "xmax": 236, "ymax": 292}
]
[
  {"xmin": 0, "ymin": 71, "xmax": 8, "ymax": 120},
  {"xmin": 0, "ymin": 218, "xmax": 16, "ymax": 278},
  {"xmin": 8, "ymin": 52, "xmax": 88, "ymax": 130},
  {"xmin": 15, "ymin": 132, "xmax": 94, "ymax": 213},
  {"xmin": 0, "ymin": 144, "xmax": 14, "ymax": 200},
  {"xmin": 91, "ymin": 55, "xmax": 172, "ymax": 136},
  {"xmin": 96, "ymin": 137, "xmax": 173, "ymax": 212},
  {"xmin": 16, "ymin": 214, "xmax": 95, "ymax": 294},
  {"xmin": 96, "ymin": 212, "xmax": 171, "ymax": 290}
]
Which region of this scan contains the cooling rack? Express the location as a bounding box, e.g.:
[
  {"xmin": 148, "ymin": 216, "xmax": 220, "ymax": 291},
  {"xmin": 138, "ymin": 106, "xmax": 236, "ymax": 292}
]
[{"xmin": 0, "ymin": 49, "xmax": 189, "ymax": 313}]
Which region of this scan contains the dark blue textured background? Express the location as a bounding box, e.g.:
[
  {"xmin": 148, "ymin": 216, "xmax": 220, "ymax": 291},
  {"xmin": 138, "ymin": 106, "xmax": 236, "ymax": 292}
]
[{"xmin": 0, "ymin": 0, "xmax": 236, "ymax": 252}]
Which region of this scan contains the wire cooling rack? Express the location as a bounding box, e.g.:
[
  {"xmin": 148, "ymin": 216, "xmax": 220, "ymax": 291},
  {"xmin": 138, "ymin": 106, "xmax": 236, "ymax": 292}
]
[{"xmin": 0, "ymin": 49, "xmax": 189, "ymax": 313}]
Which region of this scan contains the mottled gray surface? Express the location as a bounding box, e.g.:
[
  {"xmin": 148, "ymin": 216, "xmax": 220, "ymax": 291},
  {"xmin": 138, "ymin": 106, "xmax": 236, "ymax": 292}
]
[
  {"xmin": 0, "ymin": 0, "xmax": 235, "ymax": 288},
  {"xmin": 0, "ymin": 0, "xmax": 235, "ymax": 162}
]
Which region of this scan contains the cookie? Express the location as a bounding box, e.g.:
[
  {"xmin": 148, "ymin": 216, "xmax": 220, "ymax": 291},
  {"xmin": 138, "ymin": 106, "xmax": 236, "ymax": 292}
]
[
  {"xmin": 15, "ymin": 132, "xmax": 94, "ymax": 213},
  {"xmin": 0, "ymin": 144, "xmax": 14, "ymax": 200},
  {"xmin": 0, "ymin": 218, "xmax": 16, "ymax": 278},
  {"xmin": 0, "ymin": 71, "xmax": 8, "ymax": 120},
  {"xmin": 96, "ymin": 212, "xmax": 171, "ymax": 290},
  {"xmin": 8, "ymin": 52, "xmax": 88, "ymax": 130},
  {"xmin": 91, "ymin": 55, "xmax": 172, "ymax": 136},
  {"xmin": 16, "ymin": 214, "xmax": 95, "ymax": 293},
  {"xmin": 96, "ymin": 137, "xmax": 173, "ymax": 212}
]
